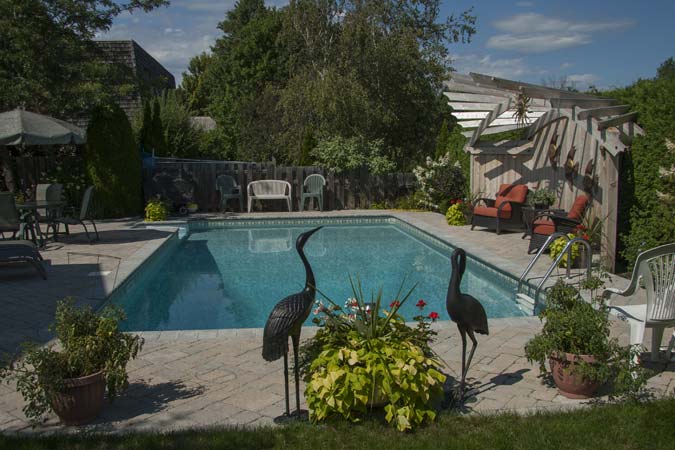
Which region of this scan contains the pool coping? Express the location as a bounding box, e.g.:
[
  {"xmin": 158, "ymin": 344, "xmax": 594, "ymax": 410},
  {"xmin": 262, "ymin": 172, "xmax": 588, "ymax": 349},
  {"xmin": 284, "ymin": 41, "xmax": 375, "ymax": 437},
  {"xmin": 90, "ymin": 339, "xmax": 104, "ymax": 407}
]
[{"xmin": 112, "ymin": 211, "xmax": 541, "ymax": 337}]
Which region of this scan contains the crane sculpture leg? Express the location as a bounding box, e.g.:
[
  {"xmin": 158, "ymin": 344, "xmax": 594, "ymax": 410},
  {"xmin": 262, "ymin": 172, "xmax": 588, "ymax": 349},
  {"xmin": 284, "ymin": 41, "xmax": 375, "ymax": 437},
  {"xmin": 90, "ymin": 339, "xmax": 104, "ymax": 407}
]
[
  {"xmin": 458, "ymin": 325, "xmax": 479, "ymax": 399},
  {"xmin": 292, "ymin": 333, "xmax": 301, "ymax": 414}
]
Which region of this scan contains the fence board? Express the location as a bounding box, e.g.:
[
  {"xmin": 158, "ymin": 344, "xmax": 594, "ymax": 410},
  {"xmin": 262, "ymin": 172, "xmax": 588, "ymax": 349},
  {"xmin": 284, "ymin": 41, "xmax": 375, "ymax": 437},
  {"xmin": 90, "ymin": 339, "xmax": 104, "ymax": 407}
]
[{"xmin": 142, "ymin": 159, "xmax": 416, "ymax": 212}]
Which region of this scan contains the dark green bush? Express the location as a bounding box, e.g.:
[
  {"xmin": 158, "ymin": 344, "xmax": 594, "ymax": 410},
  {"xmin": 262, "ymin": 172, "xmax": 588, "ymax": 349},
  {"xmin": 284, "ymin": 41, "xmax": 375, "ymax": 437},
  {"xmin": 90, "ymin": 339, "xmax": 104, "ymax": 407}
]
[
  {"xmin": 86, "ymin": 103, "xmax": 142, "ymax": 217},
  {"xmin": 605, "ymin": 58, "xmax": 675, "ymax": 267}
]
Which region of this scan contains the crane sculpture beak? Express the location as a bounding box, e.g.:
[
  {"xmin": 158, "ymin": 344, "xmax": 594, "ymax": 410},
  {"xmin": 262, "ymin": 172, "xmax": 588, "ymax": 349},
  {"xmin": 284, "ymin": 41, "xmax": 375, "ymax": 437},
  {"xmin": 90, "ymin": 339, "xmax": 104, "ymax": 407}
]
[{"xmin": 296, "ymin": 226, "xmax": 323, "ymax": 249}]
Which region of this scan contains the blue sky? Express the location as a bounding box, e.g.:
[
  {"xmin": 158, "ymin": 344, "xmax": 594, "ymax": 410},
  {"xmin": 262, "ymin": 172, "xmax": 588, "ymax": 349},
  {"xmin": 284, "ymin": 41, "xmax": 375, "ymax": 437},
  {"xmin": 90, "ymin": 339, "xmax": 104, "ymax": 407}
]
[{"xmin": 101, "ymin": 1, "xmax": 675, "ymax": 89}]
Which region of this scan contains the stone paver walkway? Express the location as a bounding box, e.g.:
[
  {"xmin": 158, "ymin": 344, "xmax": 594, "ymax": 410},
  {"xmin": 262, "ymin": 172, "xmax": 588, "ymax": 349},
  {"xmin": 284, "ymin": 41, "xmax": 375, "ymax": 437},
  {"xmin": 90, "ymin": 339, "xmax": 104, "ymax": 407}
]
[{"xmin": 0, "ymin": 210, "xmax": 673, "ymax": 433}]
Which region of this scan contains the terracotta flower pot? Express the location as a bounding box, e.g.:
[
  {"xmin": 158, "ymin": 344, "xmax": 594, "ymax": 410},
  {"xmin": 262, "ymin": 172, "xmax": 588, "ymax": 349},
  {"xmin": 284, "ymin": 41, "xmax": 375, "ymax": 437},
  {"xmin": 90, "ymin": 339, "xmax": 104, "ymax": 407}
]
[
  {"xmin": 549, "ymin": 353, "xmax": 601, "ymax": 399},
  {"xmin": 51, "ymin": 371, "xmax": 105, "ymax": 425}
]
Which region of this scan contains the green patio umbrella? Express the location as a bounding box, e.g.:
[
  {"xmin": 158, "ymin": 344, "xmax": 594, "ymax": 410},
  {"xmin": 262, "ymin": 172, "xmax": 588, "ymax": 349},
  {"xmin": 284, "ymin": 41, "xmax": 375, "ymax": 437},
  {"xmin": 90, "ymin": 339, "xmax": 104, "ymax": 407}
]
[{"xmin": 0, "ymin": 109, "xmax": 86, "ymax": 146}]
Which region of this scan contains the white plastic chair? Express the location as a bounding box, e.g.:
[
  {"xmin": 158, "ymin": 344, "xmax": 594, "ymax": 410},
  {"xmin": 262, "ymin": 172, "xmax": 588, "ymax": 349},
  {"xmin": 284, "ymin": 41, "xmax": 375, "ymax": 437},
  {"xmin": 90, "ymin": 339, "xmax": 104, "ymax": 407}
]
[{"xmin": 602, "ymin": 243, "xmax": 675, "ymax": 362}]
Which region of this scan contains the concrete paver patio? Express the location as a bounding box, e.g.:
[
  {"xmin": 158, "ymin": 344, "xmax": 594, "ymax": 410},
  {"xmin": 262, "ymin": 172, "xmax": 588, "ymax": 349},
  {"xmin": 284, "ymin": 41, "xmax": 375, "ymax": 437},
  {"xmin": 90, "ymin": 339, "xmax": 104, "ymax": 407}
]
[{"xmin": 0, "ymin": 211, "xmax": 673, "ymax": 433}]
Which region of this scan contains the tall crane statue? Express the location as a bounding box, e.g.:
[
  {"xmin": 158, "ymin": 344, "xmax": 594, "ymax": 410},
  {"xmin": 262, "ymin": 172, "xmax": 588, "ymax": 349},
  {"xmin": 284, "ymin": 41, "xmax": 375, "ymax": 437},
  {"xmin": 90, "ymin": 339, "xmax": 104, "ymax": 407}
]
[
  {"xmin": 262, "ymin": 226, "xmax": 323, "ymax": 418},
  {"xmin": 446, "ymin": 248, "xmax": 489, "ymax": 399}
]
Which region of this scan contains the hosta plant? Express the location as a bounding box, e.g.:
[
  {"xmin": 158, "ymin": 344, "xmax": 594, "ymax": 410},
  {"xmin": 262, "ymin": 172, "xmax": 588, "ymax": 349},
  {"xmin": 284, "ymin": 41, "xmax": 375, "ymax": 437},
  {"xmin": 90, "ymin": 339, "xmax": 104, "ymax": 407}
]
[
  {"xmin": 300, "ymin": 279, "xmax": 446, "ymax": 431},
  {"xmin": 445, "ymin": 200, "xmax": 466, "ymax": 226}
]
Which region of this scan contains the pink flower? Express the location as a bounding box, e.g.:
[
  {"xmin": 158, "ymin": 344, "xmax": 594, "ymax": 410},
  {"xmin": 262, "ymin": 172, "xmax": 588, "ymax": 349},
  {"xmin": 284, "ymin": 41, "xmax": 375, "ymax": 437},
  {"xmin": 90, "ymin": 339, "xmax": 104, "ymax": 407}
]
[
  {"xmin": 428, "ymin": 311, "xmax": 439, "ymax": 321},
  {"xmin": 416, "ymin": 299, "xmax": 427, "ymax": 310}
]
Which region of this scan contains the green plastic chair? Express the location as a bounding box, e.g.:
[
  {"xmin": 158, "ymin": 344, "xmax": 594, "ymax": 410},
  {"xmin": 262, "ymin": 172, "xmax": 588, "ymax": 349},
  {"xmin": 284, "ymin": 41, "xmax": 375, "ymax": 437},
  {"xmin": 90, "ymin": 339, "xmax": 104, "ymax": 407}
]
[
  {"xmin": 216, "ymin": 175, "xmax": 243, "ymax": 212},
  {"xmin": 300, "ymin": 174, "xmax": 326, "ymax": 212}
]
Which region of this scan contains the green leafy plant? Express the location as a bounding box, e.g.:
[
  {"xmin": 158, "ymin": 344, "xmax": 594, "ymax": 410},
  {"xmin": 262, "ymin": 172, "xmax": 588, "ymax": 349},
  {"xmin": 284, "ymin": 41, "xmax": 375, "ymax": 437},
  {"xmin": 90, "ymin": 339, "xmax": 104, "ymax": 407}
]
[
  {"xmin": 445, "ymin": 200, "xmax": 466, "ymax": 226},
  {"xmin": 311, "ymin": 136, "xmax": 395, "ymax": 175},
  {"xmin": 529, "ymin": 189, "xmax": 557, "ymax": 207},
  {"xmin": 144, "ymin": 197, "xmax": 168, "ymax": 222},
  {"xmin": 300, "ymin": 279, "xmax": 446, "ymax": 431},
  {"xmin": 549, "ymin": 234, "xmax": 580, "ymax": 267},
  {"xmin": 0, "ymin": 299, "xmax": 143, "ymax": 424},
  {"xmin": 524, "ymin": 280, "xmax": 649, "ymax": 399}
]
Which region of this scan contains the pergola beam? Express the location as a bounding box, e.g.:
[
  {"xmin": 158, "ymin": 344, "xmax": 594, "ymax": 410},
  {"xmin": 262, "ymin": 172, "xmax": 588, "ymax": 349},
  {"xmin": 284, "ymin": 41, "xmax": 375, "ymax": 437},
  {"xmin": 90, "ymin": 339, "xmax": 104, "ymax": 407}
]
[
  {"xmin": 597, "ymin": 112, "xmax": 639, "ymax": 130},
  {"xmin": 576, "ymin": 105, "xmax": 631, "ymax": 120}
]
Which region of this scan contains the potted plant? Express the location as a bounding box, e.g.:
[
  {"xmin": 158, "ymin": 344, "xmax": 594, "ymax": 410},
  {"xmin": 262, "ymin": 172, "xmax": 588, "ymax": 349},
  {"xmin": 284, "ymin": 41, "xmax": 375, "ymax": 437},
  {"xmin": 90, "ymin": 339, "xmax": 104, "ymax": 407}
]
[
  {"xmin": 187, "ymin": 202, "xmax": 199, "ymax": 213},
  {"xmin": 445, "ymin": 199, "xmax": 466, "ymax": 226},
  {"xmin": 299, "ymin": 279, "xmax": 446, "ymax": 431},
  {"xmin": 524, "ymin": 279, "xmax": 646, "ymax": 399},
  {"xmin": 529, "ymin": 189, "xmax": 556, "ymax": 210},
  {"xmin": 0, "ymin": 299, "xmax": 143, "ymax": 425}
]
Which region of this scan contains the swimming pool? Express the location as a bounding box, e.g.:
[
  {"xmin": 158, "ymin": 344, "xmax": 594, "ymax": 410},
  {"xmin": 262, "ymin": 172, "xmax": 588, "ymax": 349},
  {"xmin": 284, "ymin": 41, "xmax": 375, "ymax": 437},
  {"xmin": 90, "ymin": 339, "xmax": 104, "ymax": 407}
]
[{"xmin": 112, "ymin": 217, "xmax": 528, "ymax": 331}]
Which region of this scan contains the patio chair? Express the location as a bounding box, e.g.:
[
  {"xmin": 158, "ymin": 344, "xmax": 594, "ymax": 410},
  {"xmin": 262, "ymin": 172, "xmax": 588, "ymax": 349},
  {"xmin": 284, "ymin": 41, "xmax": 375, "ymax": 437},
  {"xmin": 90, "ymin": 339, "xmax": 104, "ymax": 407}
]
[
  {"xmin": 300, "ymin": 174, "xmax": 326, "ymax": 211},
  {"xmin": 35, "ymin": 183, "xmax": 63, "ymax": 221},
  {"xmin": 602, "ymin": 243, "xmax": 675, "ymax": 363},
  {"xmin": 216, "ymin": 175, "xmax": 243, "ymax": 212},
  {"xmin": 48, "ymin": 186, "xmax": 99, "ymax": 244},
  {"xmin": 527, "ymin": 194, "xmax": 590, "ymax": 254},
  {"xmin": 471, "ymin": 183, "xmax": 529, "ymax": 234},
  {"xmin": 0, "ymin": 192, "xmax": 27, "ymax": 240},
  {"xmin": 0, "ymin": 240, "xmax": 46, "ymax": 279}
]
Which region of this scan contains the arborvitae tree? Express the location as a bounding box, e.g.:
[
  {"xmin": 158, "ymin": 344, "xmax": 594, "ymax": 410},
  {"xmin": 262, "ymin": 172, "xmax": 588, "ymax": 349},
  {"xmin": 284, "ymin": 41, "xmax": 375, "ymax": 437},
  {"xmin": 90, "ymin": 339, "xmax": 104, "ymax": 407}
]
[
  {"xmin": 86, "ymin": 103, "xmax": 142, "ymax": 217},
  {"xmin": 435, "ymin": 119, "xmax": 451, "ymax": 159}
]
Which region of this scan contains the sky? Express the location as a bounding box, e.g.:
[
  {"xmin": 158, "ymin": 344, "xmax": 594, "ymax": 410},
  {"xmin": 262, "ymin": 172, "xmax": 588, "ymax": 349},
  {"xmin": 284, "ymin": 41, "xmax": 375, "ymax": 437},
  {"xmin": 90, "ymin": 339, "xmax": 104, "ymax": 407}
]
[{"xmin": 100, "ymin": 0, "xmax": 675, "ymax": 89}]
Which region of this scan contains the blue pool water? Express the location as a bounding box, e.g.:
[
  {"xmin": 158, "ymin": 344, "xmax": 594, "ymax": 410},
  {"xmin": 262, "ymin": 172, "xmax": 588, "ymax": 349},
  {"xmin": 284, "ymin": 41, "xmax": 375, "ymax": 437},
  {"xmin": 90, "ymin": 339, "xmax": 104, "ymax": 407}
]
[{"xmin": 114, "ymin": 220, "xmax": 526, "ymax": 331}]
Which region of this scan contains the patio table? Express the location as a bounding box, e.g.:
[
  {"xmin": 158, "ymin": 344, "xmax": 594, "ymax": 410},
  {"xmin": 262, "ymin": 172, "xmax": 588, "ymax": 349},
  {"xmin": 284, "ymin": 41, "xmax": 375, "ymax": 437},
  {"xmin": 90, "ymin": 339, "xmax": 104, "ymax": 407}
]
[{"xmin": 15, "ymin": 200, "xmax": 64, "ymax": 247}]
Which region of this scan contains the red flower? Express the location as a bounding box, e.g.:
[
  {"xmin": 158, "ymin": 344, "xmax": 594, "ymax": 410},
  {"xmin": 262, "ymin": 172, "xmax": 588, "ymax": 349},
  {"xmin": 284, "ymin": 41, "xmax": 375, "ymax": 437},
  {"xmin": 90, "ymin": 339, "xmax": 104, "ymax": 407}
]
[
  {"xmin": 429, "ymin": 311, "xmax": 439, "ymax": 321},
  {"xmin": 582, "ymin": 233, "xmax": 590, "ymax": 241},
  {"xmin": 456, "ymin": 199, "xmax": 462, "ymax": 204},
  {"xmin": 416, "ymin": 299, "xmax": 427, "ymax": 310},
  {"xmin": 390, "ymin": 300, "xmax": 400, "ymax": 309}
]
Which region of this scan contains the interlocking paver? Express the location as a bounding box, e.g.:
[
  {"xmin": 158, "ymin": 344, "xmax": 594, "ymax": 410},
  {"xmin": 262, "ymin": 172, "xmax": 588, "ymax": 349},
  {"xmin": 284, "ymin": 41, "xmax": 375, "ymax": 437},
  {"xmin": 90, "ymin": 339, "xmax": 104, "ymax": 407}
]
[{"xmin": 0, "ymin": 211, "xmax": 673, "ymax": 434}]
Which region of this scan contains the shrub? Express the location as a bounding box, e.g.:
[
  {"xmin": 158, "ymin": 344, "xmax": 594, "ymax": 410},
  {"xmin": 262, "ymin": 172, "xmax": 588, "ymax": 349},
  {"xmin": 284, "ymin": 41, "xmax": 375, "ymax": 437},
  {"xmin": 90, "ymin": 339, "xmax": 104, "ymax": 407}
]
[
  {"xmin": 312, "ymin": 136, "xmax": 395, "ymax": 175},
  {"xmin": 413, "ymin": 153, "xmax": 466, "ymax": 211},
  {"xmin": 529, "ymin": 189, "xmax": 556, "ymax": 207},
  {"xmin": 300, "ymin": 280, "xmax": 445, "ymax": 431},
  {"xmin": 86, "ymin": 103, "xmax": 142, "ymax": 217},
  {"xmin": 144, "ymin": 197, "xmax": 168, "ymax": 222}
]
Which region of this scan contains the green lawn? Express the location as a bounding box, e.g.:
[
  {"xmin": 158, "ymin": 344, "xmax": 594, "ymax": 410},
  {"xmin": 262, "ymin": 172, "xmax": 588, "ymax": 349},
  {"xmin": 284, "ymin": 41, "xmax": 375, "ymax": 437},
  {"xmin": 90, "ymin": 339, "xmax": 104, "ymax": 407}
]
[{"xmin": 1, "ymin": 398, "xmax": 674, "ymax": 450}]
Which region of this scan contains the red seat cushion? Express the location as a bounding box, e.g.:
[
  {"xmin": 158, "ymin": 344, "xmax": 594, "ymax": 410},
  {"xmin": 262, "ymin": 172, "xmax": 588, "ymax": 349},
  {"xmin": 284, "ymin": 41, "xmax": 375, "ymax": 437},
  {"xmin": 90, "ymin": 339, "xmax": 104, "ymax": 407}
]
[
  {"xmin": 473, "ymin": 205, "xmax": 511, "ymax": 219},
  {"xmin": 567, "ymin": 195, "xmax": 590, "ymax": 220},
  {"xmin": 493, "ymin": 184, "xmax": 528, "ymax": 217},
  {"xmin": 532, "ymin": 218, "xmax": 555, "ymax": 235}
]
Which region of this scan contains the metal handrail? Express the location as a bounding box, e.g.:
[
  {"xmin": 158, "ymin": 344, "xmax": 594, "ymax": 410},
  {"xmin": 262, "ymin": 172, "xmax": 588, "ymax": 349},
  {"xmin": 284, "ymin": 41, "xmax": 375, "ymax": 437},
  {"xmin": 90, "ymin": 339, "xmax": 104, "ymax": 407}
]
[
  {"xmin": 533, "ymin": 237, "xmax": 593, "ymax": 301},
  {"xmin": 517, "ymin": 231, "xmax": 569, "ymax": 291}
]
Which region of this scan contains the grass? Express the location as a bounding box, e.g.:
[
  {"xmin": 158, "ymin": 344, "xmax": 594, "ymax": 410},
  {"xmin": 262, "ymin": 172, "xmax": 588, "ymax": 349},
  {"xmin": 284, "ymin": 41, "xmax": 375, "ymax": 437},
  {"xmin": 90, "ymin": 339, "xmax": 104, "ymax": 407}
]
[{"xmin": 1, "ymin": 398, "xmax": 674, "ymax": 450}]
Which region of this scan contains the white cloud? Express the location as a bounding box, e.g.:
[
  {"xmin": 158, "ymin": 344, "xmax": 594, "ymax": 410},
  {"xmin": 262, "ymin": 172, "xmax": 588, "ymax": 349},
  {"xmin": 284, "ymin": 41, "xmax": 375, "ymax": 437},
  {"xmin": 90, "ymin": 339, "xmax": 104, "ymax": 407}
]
[
  {"xmin": 450, "ymin": 54, "xmax": 530, "ymax": 79},
  {"xmin": 488, "ymin": 13, "xmax": 634, "ymax": 53},
  {"xmin": 567, "ymin": 73, "xmax": 599, "ymax": 85},
  {"xmin": 515, "ymin": 1, "xmax": 534, "ymax": 7},
  {"xmin": 560, "ymin": 62, "xmax": 574, "ymax": 69}
]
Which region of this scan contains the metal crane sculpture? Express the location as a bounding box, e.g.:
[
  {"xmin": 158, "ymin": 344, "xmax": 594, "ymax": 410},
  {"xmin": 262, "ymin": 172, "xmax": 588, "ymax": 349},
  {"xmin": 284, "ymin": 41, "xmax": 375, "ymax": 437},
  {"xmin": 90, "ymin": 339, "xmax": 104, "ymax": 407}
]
[
  {"xmin": 262, "ymin": 226, "xmax": 323, "ymax": 419},
  {"xmin": 446, "ymin": 248, "xmax": 489, "ymax": 399}
]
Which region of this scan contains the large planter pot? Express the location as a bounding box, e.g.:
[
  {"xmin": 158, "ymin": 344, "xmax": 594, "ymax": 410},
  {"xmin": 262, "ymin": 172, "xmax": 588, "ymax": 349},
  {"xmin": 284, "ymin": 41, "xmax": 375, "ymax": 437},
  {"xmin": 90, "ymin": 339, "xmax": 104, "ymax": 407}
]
[
  {"xmin": 549, "ymin": 353, "xmax": 601, "ymax": 399},
  {"xmin": 51, "ymin": 371, "xmax": 105, "ymax": 425},
  {"xmin": 367, "ymin": 384, "xmax": 389, "ymax": 408}
]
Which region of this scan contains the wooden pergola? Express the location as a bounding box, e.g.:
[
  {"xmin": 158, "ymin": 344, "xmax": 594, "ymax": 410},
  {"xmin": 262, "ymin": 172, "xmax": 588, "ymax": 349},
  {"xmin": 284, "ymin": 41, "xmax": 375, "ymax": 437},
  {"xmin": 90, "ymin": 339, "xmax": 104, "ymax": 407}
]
[{"xmin": 444, "ymin": 73, "xmax": 643, "ymax": 271}]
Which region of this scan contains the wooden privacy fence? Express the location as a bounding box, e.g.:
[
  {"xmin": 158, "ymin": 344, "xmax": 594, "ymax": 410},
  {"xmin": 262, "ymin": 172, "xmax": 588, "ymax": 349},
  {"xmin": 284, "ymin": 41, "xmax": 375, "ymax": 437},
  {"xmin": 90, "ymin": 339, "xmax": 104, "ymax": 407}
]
[{"xmin": 143, "ymin": 159, "xmax": 417, "ymax": 211}]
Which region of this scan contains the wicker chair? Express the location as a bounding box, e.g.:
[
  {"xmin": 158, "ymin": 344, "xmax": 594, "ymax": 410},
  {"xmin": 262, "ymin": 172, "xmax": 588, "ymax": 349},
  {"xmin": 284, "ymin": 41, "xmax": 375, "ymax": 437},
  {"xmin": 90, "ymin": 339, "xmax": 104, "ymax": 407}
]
[
  {"xmin": 527, "ymin": 195, "xmax": 590, "ymax": 254},
  {"xmin": 471, "ymin": 184, "xmax": 529, "ymax": 234}
]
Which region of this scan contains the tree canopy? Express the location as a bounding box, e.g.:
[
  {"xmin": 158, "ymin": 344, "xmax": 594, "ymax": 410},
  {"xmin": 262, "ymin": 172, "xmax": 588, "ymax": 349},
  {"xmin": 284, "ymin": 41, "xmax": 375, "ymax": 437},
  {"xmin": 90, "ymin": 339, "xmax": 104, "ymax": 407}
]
[
  {"xmin": 180, "ymin": 0, "xmax": 476, "ymax": 169},
  {"xmin": 0, "ymin": 0, "xmax": 168, "ymax": 117}
]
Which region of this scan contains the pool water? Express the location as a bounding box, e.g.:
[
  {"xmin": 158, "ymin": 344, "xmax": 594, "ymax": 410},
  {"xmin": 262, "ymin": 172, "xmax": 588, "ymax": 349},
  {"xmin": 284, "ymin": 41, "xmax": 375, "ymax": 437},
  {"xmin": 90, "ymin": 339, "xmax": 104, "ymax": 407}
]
[{"xmin": 114, "ymin": 222, "xmax": 526, "ymax": 331}]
